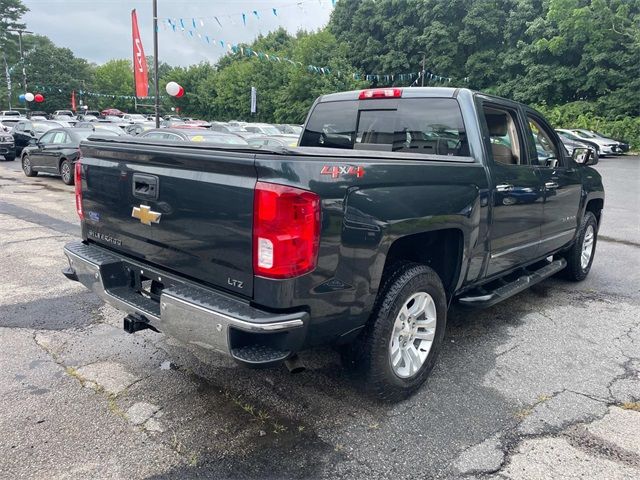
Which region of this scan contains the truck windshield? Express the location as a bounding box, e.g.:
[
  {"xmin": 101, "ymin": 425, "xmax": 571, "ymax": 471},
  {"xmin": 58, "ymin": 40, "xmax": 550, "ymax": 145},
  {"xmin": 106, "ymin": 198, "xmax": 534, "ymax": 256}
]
[{"xmin": 300, "ymin": 98, "xmax": 468, "ymax": 156}]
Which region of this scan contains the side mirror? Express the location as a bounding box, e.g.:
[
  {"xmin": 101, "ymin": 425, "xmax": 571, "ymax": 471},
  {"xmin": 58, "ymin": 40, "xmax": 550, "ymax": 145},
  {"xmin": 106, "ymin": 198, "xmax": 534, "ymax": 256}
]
[{"xmin": 573, "ymin": 147, "xmax": 597, "ymax": 166}]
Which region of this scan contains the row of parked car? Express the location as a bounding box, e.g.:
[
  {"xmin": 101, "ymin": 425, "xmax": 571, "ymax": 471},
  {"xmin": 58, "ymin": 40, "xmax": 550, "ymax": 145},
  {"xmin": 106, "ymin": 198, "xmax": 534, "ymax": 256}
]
[
  {"xmin": 0, "ymin": 109, "xmax": 303, "ymax": 184},
  {"xmin": 0, "ymin": 107, "xmax": 630, "ymax": 186}
]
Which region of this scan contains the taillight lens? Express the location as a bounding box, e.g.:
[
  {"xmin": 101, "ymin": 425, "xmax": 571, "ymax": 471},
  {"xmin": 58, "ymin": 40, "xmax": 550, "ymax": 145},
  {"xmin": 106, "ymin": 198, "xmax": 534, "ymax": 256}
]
[
  {"xmin": 75, "ymin": 160, "xmax": 83, "ymax": 219},
  {"xmin": 253, "ymin": 182, "xmax": 320, "ymax": 279},
  {"xmin": 359, "ymin": 88, "xmax": 403, "ymax": 99}
]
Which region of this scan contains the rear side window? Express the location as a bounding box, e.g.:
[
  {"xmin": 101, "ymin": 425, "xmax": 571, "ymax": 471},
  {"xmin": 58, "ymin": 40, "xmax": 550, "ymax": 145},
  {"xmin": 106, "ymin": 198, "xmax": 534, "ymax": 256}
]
[{"xmin": 300, "ymin": 98, "xmax": 469, "ymax": 156}]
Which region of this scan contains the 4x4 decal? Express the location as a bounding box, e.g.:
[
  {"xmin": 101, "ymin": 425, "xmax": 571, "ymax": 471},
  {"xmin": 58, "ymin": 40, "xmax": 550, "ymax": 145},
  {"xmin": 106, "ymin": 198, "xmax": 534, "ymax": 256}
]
[{"xmin": 321, "ymin": 165, "xmax": 365, "ymax": 179}]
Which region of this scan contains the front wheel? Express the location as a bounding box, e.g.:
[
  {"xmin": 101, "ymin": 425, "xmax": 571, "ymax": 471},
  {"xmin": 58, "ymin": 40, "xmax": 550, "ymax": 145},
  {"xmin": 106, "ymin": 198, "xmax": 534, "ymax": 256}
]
[
  {"xmin": 60, "ymin": 159, "xmax": 74, "ymax": 185},
  {"xmin": 22, "ymin": 154, "xmax": 37, "ymax": 177},
  {"xmin": 341, "ymin": 262, "xmax": 447, "ymax": 401},
  {"xmin": 562, "ymin": 211, "xmax": 598, "ymax": 281}
]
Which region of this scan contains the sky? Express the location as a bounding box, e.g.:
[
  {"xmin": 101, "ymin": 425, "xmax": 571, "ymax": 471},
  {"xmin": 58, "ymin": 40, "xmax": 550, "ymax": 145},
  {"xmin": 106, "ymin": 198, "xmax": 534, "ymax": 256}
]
[{"xmin": 22, "ymin": 0, "xmax": 334, "ymax": 67}]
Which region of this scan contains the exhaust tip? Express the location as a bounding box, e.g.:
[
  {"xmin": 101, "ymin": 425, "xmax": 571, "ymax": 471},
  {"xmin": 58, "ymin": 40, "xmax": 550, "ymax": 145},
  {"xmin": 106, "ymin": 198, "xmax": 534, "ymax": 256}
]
[{"xmin": 284, "ymin": 354, "xmax": 305, "ymax": 374}]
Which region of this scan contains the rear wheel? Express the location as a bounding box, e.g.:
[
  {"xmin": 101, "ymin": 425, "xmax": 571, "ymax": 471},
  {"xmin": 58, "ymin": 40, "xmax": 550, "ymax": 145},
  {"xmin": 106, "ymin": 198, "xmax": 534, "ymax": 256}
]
[
  {"xmin": 562, "ymin": 211, "xmax": 598, "ymax": 281},
  {"xmin": 22, "ymin": 154, "xmax": 37, "ymax": 177},
  {"xmin": 60, "ymin": 159, "xmax": 74, "ymax": 185},
  {"xmin": 341, "ymin": 262, "xmax": 447, "ymax": 401}
]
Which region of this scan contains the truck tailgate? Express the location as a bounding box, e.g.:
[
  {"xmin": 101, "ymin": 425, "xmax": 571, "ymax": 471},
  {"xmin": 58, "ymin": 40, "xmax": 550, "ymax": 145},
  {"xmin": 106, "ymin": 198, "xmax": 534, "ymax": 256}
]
[{"xmin": 79, "ymin": 141, "xmax": 256, "ymax": 297}]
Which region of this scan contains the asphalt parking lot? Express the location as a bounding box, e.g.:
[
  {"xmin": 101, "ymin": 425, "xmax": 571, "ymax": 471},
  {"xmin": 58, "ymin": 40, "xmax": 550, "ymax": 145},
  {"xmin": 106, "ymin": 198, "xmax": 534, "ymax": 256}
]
[{"xmin": 1, "ymin": 155, "xmax": 639, "ymax": 479}]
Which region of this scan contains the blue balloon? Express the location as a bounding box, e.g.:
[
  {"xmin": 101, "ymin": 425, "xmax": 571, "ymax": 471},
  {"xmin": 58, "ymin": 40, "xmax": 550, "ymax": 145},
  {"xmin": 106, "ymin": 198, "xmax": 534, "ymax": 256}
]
[{"xmin": 18, "ymin": 94, "xmax": 26, "ymax": 102}]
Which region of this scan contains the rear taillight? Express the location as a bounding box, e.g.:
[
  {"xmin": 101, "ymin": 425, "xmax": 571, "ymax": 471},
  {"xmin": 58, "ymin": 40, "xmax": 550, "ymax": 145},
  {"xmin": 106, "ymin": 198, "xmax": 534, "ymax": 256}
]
[
  {"xmin": 253, "ymin": 182, "xmax": 320, "ymax": 279},
  {"xmin": 75, "ymin": 160, "xmax": 83, "ymax": 220},
  {"xmin": 359, "ymin": 88, "xmax": 403, "ymax": 99}
]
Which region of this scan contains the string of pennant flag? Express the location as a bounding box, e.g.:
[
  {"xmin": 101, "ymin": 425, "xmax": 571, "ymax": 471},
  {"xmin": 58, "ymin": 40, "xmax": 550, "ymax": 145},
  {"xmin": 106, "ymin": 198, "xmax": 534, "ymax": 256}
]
[
  {"xmin": 31, "ymin": 84, "xmax": 162, "ymax": 100},
  {"xmin": 163, "ymin": 0, "xmax": 337, "ymax": 32}
]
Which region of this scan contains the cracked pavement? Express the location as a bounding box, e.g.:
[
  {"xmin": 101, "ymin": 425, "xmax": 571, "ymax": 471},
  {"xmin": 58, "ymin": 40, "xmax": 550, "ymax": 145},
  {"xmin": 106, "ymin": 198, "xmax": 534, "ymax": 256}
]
[{"xmin": 0, "ymin": 156, "xmax": 639, "ymax": 479}]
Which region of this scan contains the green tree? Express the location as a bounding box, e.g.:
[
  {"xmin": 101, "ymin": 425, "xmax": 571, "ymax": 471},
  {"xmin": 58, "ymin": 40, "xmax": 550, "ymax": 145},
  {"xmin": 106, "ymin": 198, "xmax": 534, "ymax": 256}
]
[
  {"xmin": 92, "ymin": 59, "xmax": 135, "ymax": 111},
  {"xmin": 0, "ymin": 0, "xmax": 28, "ymax": 47},
  {"xmin": 21, "ymin": 35, "xmax": 94, "ymax": 111}
]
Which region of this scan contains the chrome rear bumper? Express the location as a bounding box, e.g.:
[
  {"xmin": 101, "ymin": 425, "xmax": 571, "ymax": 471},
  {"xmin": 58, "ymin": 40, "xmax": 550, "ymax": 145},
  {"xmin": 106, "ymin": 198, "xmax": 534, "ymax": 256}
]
[{"xmin": 63, "ymin": 241, "xmax": 307, "ymax": 361}]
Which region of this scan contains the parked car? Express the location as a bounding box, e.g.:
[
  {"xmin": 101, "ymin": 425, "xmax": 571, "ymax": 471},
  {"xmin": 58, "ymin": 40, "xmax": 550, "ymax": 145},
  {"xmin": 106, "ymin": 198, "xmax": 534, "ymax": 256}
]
[
  {"xmin": 27, "ymin": 110, "xmax": 48, "ymax": 119},
  {"xmin": 53, "ymin": 110, "xmax": 75, "ymax": 118},
  {"xmin": 0, "ymin": 130, "xmax": 16, "ymax": 161},
  {"xmin": 64, "ymin": 87, "xmax": 603, "ymax": 400},
  {"xmin": 101, "ymin": 108, "xmax": 125, "ymax": 117},
  {"xmin": 578, "ymin": 128, "xmax": 629, "ymax": 155},
  {"xmin": 139, "ymin": 128, "xmax": 250, "ymax": 145},
  {"xmin": 21, "ymin": 128, "xmax": 120, "ymax": 184},
  {"xmin": 75, "ymin": 122, "xmax": 127, "ymax": 136},
  {"xmin": 84, "ymin": 110, "xmax": 101, "ymax": 118},
  {"xmin": 243, "ymin": 123, "xmax": 283, "ymax": 135},
  {"xmin": 555, "ymin": 131, "xmax": 597, "ymax": 158},
  {"xmin": 0, "ymin": 117, "xmax": 22, "ymax": 132},
  {"xmin": 159, "ymin": 119, "xmax": 185, "ymax": 128},
  {"xmin": 11, "ymin": 119, "xmax": 63, "ymax": 155},
  {"xmin": 563, "ymin": 129, "xmax": 620, "ymax": 156},
  {"xmin": 246, "ymin": 134, "xmax": 299, "ymax": 148},
  {"xmin": 274, "ymin": 124, "xmax": 303, "ymax": 135},
  {"xmin": 0, "ymin": 110, "xmax": 22, "ymax": 117},
  {"xmin": 76, "ymin": 114, "xmax": 99, "ymax": 122},
  {"xmin": 52, "ymin": 115, "xmax": 78, "ymax": 126},
  {"xmin": 122, "ymin": 113, "xmax": 148, "ymax": 124},
  {"xmin": 124, "ymin": 122, "xmax": 155, "ymax": 136},
  {"xmin": 555, "ymin": 129, "xmax": 601, "ymax": 155}
]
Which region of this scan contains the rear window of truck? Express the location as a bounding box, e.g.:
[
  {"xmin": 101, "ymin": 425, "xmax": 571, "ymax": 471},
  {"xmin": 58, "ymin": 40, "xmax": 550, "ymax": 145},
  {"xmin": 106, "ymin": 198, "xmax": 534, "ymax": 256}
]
[{"xmin": 300, "ymin": 98, "xmax": 469, "ymax": 156}]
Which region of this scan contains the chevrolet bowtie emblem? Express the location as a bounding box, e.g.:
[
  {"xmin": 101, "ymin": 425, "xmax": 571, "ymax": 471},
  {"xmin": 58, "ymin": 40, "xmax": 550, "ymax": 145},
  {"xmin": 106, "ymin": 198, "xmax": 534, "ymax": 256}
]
[{"xmin": 131, "ymin": 205, "xmax": 161, "ymax": 225}]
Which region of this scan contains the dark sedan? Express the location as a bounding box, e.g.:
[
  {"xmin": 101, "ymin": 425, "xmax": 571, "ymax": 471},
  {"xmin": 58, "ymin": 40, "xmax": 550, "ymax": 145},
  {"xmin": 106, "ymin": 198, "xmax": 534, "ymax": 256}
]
[
  {"xmin": 0, "ymin": 130, "xmax": 15, "ymax": 161},
  {"xmin": 139, "ymin": 128, "xmax": 249, "ymax": 145},
  {"xmin": 21, "ymin": 128, "xmax": 119, "ymax": 185},
  {"xmin": 12, "ymin": 119, "xmax": 64, "ymax": 156}
]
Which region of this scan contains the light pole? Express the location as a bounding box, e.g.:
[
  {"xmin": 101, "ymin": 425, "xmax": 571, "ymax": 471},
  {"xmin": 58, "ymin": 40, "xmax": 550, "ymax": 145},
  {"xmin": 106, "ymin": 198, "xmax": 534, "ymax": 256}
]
[
  {"xmin": 152, "ymin": 0, "xmax": 160, "ymax": 128},
  {"xmin": 418, "ymin": 51, "xmax": 426, "ymax": 87},
  {"xmin": 7, "ymin": 29, "xmax": 33, "ymax": 93}
]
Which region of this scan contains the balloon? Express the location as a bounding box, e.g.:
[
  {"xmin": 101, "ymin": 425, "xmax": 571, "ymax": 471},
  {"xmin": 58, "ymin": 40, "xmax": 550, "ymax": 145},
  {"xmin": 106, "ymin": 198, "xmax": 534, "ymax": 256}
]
[
  {"xmin": 175, "ymin": 86, "xmax": 185, "ymax": 98},
  {"xmin": 24, "ymin": 92, "xmax": 34, "ymax": 102},
  {"xmin": 165, "ymin": 81, "xmax": 181, "ymax": 96},
  {"xmin": 18, "ymin": 94, "xmax": 26, "ymax": 102},
  {"xmin": 34, "ymin": 94, "xmax": 44, "ymax": 103}
]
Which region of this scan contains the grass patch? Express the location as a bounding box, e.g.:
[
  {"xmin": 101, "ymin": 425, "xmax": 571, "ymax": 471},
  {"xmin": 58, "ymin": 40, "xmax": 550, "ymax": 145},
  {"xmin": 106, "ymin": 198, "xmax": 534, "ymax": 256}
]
[{"xmin": 621, "ymin": 402, "xmax": 640, "ymax": 412}]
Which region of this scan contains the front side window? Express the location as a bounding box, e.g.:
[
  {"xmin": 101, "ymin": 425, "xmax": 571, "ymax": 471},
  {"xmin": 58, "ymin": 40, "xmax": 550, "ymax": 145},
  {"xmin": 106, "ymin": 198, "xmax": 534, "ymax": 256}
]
[{"xmin": 300, "ymin": 98, "xmax": 469, "ymax": 156}]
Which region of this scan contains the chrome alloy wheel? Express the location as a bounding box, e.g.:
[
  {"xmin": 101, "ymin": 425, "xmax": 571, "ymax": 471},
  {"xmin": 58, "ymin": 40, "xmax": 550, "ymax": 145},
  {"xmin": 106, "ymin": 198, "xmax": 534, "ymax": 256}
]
[
  {"xmin": 389, "ymin": 291, "xmax": 437, "ymax": 378},
  {"xmin": 61, "ymin": 161, "xmax": 71, "ymax": 183},
  {"xmin": 581, "ymin": 224, "xmax": 595, "ymax": 270},
  {"xmin": 22, "ymin": 155, "xmax": 31, "ymax": 175}
]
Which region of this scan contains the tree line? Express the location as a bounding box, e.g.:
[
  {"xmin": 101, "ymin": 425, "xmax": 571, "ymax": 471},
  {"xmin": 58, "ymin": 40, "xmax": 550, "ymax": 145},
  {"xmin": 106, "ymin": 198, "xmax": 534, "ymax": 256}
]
[{"xmin": 1, "ymin": 0, "xmax": 638, "ymax": 145}]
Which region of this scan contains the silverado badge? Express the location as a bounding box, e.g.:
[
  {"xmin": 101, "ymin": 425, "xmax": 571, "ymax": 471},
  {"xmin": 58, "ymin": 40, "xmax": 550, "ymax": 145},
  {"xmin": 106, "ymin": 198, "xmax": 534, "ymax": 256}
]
[{"xmin": 131, "ymin": 205, "xmax": 161, "ymax": 225}]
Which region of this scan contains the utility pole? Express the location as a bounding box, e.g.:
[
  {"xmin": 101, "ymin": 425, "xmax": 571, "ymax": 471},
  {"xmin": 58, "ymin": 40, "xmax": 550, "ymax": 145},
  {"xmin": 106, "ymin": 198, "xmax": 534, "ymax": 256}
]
[
  {"xmin": 7, "ymin": 29, "xmax": 33, "ymax": 92},
  {"xmin": 152, "ymin": 0, "xmax": 160, "ymax": 128},
  {"xmin": 419, "ymin": 52, "xmax": 426, "ymax": 87}
]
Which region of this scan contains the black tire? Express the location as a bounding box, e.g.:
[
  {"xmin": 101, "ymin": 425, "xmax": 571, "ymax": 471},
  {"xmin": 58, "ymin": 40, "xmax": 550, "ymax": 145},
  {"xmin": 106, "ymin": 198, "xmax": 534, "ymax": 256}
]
[
  {"xmin": 60, "ymin": 159, "xmax": 74, "ymax": 185},
  {"xmin": 22, "ymin": 154, "xmax": 37, "ymax": 177},
  {"xmin": 4, "ymin": 154, "xmax": 15, "ymax": 162},
  {"xmin": 562, "ymin": 211, "xmax": 598, "ymax": 281},
  {"xmin": 341, "ymin": 262, "xmax": 447, "ymax": 401}
]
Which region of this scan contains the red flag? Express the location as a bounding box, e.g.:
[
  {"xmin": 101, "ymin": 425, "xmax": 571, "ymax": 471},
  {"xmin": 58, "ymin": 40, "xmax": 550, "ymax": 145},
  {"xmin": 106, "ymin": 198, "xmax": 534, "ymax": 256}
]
[
  {"xmin": 131, "ymin": 9, "xmax": 149, "ymax": 97},
  {"xmin": 71, "ymin": 90, "xmax": 76, "ymax": 111}
]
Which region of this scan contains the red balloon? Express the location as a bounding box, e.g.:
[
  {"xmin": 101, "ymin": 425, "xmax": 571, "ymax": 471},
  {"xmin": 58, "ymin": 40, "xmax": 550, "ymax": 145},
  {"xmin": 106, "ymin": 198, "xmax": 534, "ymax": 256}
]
[
  {"xmin": 175, "ymin": 86, "xmax": 185, "ymax": 98},
  {"xmin": 34, "ymin": 93, "xmax": 44, "ymax": 103}
]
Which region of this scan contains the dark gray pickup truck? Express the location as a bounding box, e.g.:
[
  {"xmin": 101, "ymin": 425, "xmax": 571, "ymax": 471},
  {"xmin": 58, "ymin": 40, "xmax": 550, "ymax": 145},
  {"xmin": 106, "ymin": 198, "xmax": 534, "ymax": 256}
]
[{"xmin": 63, "ymin": 87, "xmax": 604, "ymax": 400}]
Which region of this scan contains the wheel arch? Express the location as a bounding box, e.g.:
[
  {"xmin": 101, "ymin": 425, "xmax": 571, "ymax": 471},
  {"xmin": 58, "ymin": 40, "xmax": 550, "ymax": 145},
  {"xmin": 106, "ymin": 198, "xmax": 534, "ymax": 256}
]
[{"xmin": 381, "ymin": 228, "xmax": 466, "ymax": 299}]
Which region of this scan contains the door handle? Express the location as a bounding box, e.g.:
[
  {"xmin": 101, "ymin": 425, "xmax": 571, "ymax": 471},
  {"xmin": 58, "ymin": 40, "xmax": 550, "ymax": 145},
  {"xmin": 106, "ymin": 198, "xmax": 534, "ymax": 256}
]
[
  {"xmin": 545, "ymin": 181, "xmax": 559, "ymax": 190},
  {"xmin": 132, "ymin": 173, "xmax": 159, "ymax": 200},
  {"xmin": 495, "ymin": 184, "xmax": 514, "ymax": 193}
]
